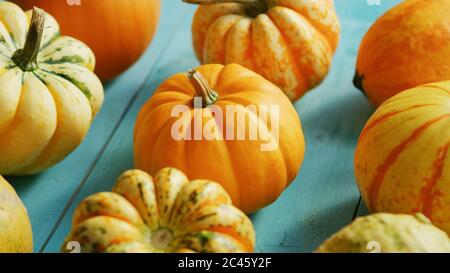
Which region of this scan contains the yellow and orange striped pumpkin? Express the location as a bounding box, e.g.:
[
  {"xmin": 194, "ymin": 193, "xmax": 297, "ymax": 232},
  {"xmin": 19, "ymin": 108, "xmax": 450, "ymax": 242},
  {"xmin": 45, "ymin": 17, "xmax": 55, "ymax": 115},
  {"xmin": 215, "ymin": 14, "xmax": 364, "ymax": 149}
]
[
  {"xmin": 354, "ymin": 81, "xmax": 450, "ymax": 234},
  {"xmin": 186, "ymin": 0, "xmax": 341, "ymax": 101}
]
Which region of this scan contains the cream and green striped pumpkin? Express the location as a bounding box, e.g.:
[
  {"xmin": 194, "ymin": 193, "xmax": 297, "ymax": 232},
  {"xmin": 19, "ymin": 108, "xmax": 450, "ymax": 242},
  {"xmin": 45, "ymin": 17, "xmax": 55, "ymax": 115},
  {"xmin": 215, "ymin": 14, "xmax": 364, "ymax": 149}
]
[
  {"xmin": 0, "ymin": 2, "xmax": 103, "ymax": 175},
  {"xmin": 316, "ymin": 213, "xmax": 450, "ymax": 253},
  {"xmin": 63, "ymin": 168, "xmax": 255, "ymax": 253}
]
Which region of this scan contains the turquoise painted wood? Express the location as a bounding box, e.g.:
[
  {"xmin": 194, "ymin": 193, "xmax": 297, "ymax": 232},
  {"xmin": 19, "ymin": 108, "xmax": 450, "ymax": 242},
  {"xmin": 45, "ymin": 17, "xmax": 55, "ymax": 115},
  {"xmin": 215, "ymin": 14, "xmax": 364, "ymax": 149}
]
[{"xmin": 5, "ymin": 0, "xmax": 402, "ymax": 253}]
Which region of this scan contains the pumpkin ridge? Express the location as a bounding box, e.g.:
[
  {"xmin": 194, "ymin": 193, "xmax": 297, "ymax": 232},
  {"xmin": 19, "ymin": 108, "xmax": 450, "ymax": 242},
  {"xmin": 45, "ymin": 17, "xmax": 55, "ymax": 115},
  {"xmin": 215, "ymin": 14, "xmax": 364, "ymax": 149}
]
[
  {"xmin": 151, "ymin": 109, "xmax": 192, "ymax": 174},
  {"xmin": 0, "ymin": 23, "xmax": 16, "ymax": 52},
  {"xmin": 246, "ymin": 105, "xmax": 289, "ymax": 192},
  {"xmin": 179, "ymin": 101, "xmax": 243, "ymax": 209},
  {"xmin": 223, "ymin": 16, "xmax": 247, "ymax": 65},
  {"xmin": 209, "ymin": 14, "xmax": 243, "ymax": 64},
  {"xmin": 368, "ymin": 114, "xmax": 450, "ymax": 211},
  {"xmin": 247, "ymin": 18, "xmax": 255, "ymax": 71},
  {"xmin": 174, "ymin": 182, "xmax": 231, "ymax": 228},
  {"xmin": 0, "ymin": 68, "xmax": 23, "ymax": 135},
  {"xmin": 206, "ymin": 226, "xmax": 252, "ymax": 252},
  {"xmin": 165, "ymin": 179, "xmax": 197, "ymax": 229},
  {"xmin": 276, "ymin": 1, "xmax": 340, "ymax": 52},
  {"xmin": 271, "ymin": 6, "xmax": 332, "ymax": 90},
  {"xmin": 134, "ymin": 102, "xmax": 185, "ymax": 170},
  {"xmin": 264, "ymin": 10, "xmax": 310, "ymax": 99},
  {"xmin": 38, "ymin": 30, "xmax": 60, "ymax": 51},
  {"xmin": 113, "ymin": 170, "xmax": 160, "ymax": 230},
  {"xmin": 195, "ymin": 4, "xmax": 247, "ymax": 63},
  {"xmin": 13, "ymin": 71, "xmax": 92, "ymax": 174},
  {"xmin": 0, "ymin": 74, "xmax": 57, "ymax": 174},
  {"xmin": 41, "ymin": 55, "xmax": 87, "ymax": 67},
  {"xmin": 0, "ymin": 3, "xmax": 25, "ymax": 50},
  {"xmin": 359, "ymin": 104, "xmax": 441, "ymax": 141},
  {"xmin": 134, "ymin": 92, "xmax": 191, "ymax": 139},
  {"xmin": 39, "ymin": 67, "xmax": 92, "ymax": 101},
  {"xmin": 207, "ymin": 102, "xmax": 242, "ymax": 208},
  {"xmin": 154, "ymin": 168, "xmax": 179, "ymax": 226},
  {"xmin": 421, "ymin": 83, "xmax": 450, "ymax": 97},
  {"xmin": 163, "ymin": 143, "xmax": 190, "ymax": 228},
  {"xmin": 418, "ymin": 141, "xmax": 450, "ymax": 219}
]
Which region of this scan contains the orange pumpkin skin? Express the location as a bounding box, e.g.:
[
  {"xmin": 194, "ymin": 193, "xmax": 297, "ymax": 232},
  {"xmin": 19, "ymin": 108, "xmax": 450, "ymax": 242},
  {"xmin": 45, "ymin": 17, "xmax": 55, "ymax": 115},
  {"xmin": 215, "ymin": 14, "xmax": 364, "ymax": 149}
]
[
  {"xmin": 134, "ymin": 64, "xmax": 305, "ymax": 213},
  {"xmin": 354, "ymin": 81, "xmax": 450, "ymax": 234},
  {"xmin": 354, "ymin": 0, "xmax": 450, "ymax": 107},
  {"xmin": 189, "ymin": 0, "xmax": 340, "ymax": 101},
  {"xmin": 13, "ymin": 0, "xmax": 161, "ymax": 81}
]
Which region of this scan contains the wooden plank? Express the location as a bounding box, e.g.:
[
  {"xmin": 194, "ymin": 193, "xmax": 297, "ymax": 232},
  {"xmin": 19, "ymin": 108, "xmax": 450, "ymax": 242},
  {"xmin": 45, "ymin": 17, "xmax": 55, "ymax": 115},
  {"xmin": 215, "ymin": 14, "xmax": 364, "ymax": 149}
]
[
  {"xmin": 43, "ymin": 0, "xmax": 401, "ymax": 252},
  {"xmin": 8, "ymin": 1, "xmax": 184, "ymax": 252}
]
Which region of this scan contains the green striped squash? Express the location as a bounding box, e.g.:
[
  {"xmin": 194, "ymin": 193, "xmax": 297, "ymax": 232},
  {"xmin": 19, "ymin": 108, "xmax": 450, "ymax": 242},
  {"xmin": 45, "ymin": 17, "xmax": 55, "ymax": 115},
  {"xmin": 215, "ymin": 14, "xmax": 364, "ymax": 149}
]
[
  {"xmin": 62, "ymin": 168, "xmax": 255, "ymax": 253},
  {"xmin": 0, "ymin": 2, "xmax": 103, "ymax": 175}
]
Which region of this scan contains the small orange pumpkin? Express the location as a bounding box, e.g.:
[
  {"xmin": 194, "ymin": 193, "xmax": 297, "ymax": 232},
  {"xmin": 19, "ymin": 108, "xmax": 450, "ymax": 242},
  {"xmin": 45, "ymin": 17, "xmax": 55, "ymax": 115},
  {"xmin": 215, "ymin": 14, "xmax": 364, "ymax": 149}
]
[
  {"xmin": 185, "ymin": 0, "xmax": 341, "ymax": 101},
  {"xmin": 134, "ymin": 63, "xmax": 305, "ymax": 213},
  {"xmin": 13, "ymin": 0, "xmax": 161, "ymax": 80},
  {"xmin": 355, "ymin": 81, "xmax": 450, "ymax": 234},
  {"xmin": 354, "ymin": 0, "xmax": 450, "ymax": 106}
]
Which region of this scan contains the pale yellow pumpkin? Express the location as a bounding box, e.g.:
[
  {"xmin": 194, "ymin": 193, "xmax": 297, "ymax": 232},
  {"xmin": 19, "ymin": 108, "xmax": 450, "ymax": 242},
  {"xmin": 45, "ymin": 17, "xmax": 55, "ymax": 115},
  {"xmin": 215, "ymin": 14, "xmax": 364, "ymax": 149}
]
[
  {"xmin": 316, "ymin": 213, "xmax": 450, "ymax": 253},
  {"xmin": 0, "ymin": 3, "xmax": 103, "ymax": 175},
  {"xmin": 0, "ymin": 176, "xmax": 33, "ymax": 253}
]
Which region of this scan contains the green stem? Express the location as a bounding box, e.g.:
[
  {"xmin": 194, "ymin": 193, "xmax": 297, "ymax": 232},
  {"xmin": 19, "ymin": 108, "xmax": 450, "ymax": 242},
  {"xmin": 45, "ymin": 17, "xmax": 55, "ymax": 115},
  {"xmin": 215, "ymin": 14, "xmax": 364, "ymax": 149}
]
[
  {"xmin": 187, "ymin": 69, "xmax": 219, "ymax": 107},
  {"xmin": 12, "ymin": 7, "xmax": 45, "ymax": 72},
  {"xmin": 183, "ymin": 0, "xmax": 267, "ymax": 17}
]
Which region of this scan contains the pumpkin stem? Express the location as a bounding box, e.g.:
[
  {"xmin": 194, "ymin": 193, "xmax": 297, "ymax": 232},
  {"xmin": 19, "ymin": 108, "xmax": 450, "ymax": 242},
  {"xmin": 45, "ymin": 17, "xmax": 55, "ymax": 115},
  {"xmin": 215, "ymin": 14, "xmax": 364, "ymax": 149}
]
[
  {"xmin": 12, "ymin": 7, "xmax": 45, "ymax": 72},
  {"xmin": 183, "ymin": 0, "xmax": 267, "ymax": 17},
  {"xmin": 353, "ymin": 70, "xmax": 366, "ymax": 95},
  {"xmin": 187, "ymin": 69, "xmax": 219, "ymax": 107}
]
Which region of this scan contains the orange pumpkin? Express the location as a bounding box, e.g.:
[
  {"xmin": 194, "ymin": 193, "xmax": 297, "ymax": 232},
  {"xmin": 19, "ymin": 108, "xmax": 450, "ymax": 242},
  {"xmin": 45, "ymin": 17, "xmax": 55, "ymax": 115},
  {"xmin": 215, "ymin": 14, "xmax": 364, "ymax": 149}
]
[
  {"xmin": 134, "ymin": 63, "xmax": 305, "ymax": 213},
  {"xmin": 13, "ymin": 0, "xmax": 161, "ymax": 81},
  {"xmin": 354, "ymin": 0, "xmax": 450, "ymax": 107},
  {"xmin": 185, "ymin": 0, "xmax": 340, "ymax": 101},
  {"xmin": 354, "ymin": 81, "xmax": 450, "ymax": 234}
]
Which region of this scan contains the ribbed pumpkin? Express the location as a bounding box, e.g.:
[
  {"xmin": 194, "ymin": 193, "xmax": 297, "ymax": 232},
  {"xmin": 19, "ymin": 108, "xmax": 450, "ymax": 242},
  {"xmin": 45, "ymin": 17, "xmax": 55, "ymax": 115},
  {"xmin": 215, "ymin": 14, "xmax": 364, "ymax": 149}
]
[
  {"xmin": 0, "ymin": 176, "xmax": 33, "ymax": 253},
  {"xmin": 0, "ymin": 3, "xmax": 103, "ymax": 175},
  {"xmin": 316, "ymin": 213, "xmax": 450, "ymax": 253},
  {"xmin": 62, "ymin": 168, "xmax": 255, "ymax": 253},
  {"xmin": 185, "ymin": 0, "xmax": 340, "ymax": 101},
  {"xmin": 13, "ymin": 0, "xmax": 161, "ymax": 80},
  {"xmin": 354, "ymin": 0, "xmax": 450, "ymax": 107},
  {"xmin": 134, "ymin": 64, "xmax": 305, "ymax": 213},
  {"xmin": 355, "ymin": 81, "xmax": 450, "ymax": 234}
]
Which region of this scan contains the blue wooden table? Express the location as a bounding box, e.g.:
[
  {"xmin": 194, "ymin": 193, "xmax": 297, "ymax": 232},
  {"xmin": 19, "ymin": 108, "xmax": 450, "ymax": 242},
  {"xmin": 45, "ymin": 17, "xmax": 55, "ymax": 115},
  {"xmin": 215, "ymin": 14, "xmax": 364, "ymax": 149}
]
[{"xmin": 8, "ymin": 0, "xmax": 402, "ymax": 253}]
